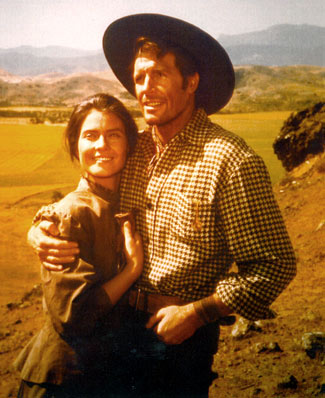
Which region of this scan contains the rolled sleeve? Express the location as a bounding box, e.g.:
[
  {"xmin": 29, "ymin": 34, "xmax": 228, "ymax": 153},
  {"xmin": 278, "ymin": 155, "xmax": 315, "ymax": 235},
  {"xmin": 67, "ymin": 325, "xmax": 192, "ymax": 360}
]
[{"xmin": 216, "ymin": 154, "xmax": 296, "ymax": 320}]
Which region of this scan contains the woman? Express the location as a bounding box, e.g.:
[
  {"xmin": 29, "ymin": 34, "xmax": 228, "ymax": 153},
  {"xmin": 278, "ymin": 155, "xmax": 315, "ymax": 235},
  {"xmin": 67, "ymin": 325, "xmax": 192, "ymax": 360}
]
[{"xmin": 14, "ymin": 93, "xmax": 142, "ymax": 397}]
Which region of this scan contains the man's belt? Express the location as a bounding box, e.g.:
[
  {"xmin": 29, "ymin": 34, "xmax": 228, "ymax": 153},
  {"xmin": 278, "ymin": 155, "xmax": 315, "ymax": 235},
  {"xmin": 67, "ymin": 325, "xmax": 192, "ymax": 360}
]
[
  {"xmin": 128, "ymin": 288, "xmax": 236, "ymax": 326},
  {"xmin": 129, "ymin": 288, "xmax": 190, "ymax": 314}
]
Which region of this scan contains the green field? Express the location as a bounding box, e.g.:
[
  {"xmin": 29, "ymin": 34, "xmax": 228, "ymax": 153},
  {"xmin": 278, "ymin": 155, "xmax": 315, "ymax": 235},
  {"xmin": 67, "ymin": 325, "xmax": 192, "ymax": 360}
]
[
  {"xmin": 211, "ymin": 111, "xmax": 291, "ymax": 183},
  {"xmin": 1, "ymin": 112, "xmax": 290, "ymax": 193}
]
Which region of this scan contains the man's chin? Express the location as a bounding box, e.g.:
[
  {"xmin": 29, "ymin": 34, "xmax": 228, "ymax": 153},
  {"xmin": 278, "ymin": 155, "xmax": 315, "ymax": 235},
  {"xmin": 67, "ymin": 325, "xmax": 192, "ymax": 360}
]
[{"xmin": 143, "ymin": 111, "xmax": 161, "ymax": 125}]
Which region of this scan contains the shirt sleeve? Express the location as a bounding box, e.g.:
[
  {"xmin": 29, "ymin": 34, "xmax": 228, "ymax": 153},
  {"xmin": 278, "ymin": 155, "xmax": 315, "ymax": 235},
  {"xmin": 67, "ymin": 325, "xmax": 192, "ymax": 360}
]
[
  {"xmin": 36, "ymin": 201, "xmax": 114, "ymax": 338},
  {"xmin": 216, "ymin": 153, "xmax": 297, "ymax": 320}
]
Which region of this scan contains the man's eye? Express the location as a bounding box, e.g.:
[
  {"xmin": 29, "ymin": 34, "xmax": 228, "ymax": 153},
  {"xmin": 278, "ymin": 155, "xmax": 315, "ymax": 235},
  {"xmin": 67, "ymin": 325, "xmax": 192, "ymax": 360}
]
[
  {"xmin": 108, "ymin": 132, "xmax": 122, "ymax": 139},
  {"xmin": 134, "ymin": 74, "xmax": 144, "ymax": 84}
]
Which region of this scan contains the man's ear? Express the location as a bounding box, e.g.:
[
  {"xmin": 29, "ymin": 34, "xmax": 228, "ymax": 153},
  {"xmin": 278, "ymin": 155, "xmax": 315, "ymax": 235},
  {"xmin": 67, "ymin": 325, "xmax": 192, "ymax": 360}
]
[{"xmin": 187, "ymin": 72, "xmax": 199, "ymax": 94}]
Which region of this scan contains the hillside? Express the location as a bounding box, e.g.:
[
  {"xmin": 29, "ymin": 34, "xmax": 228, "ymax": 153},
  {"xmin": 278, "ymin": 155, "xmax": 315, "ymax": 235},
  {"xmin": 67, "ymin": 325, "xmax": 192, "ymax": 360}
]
[
  {"xmin": 0, "ymin": 153, "xmax": 324, "ymax": 397},
  {"xmin": 0, "ymin": 65, "xmax": 324, "ymax": 113},
  {"xmin": 0, "ymin": 70, "xmax": 134, "ymax": 108},
  {"xmin": 219, "ymin": 24, "xmax": 325, "ymax": 66}
]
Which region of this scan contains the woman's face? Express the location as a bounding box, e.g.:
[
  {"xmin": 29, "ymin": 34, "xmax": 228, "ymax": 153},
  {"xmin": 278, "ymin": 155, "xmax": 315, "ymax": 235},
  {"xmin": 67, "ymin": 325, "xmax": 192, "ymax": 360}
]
[{"xmin": 77, "ymin": 109, "xmax": 129, "ymax": 190}]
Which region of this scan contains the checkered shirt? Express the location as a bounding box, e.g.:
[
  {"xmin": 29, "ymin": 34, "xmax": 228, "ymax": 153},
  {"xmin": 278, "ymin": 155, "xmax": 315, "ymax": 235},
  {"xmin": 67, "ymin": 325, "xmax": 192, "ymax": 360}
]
[{"xmin": 120, "ymin": 109, "xmax": 296, "ymax": 320}]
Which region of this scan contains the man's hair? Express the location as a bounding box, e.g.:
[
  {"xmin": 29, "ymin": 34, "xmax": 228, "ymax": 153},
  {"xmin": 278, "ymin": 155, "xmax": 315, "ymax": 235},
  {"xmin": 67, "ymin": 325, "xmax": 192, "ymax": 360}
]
[
  {"xmin": 133, "ymin": 36, "xmax": 198, "ymax": 90},
  {"xmin": 65, "ymin": 93, "xmax": 138, "ymax": 161}
]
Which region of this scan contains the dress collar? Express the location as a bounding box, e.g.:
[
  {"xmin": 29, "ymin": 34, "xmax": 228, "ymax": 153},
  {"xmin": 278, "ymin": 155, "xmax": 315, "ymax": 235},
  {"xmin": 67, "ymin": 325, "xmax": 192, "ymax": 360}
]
[{"xmin": 76, "ymin": 176, "xmax": 120, "ymax": 204}]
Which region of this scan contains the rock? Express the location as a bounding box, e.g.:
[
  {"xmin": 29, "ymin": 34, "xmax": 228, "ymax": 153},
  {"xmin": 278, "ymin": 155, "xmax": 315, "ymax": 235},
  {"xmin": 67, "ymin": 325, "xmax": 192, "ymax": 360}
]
[
  {"xmin": 231, "ymin": 317, "xmax": 263, "ymax": 339},
  {"xmin": 277, "ymin": 375, "xmax": 298, "ymax": 390},
  {"xmin": 252, "ymin": 388, "xmax": 263, "ymax": 396},
  {"xmin": 6, "ymin": 302, "xmax": 21, "ymax": 310},
  {"xmin": 302, "ymin": 332, "xmax": 325, "ymax": 359},
  {"xmin": 21, "ymin": 284, "xmax": 42, "ymax": 301},
  {"xmin": 316, "ymin": 220, "xmax": 325, "ymax": 231},
  {"xmin": 255, "ymin": 341, "xmax": 283, "ymax": 354},
  {"xmin": 273, "ymin": 102, "xmax": 325, "ymax": 171}
]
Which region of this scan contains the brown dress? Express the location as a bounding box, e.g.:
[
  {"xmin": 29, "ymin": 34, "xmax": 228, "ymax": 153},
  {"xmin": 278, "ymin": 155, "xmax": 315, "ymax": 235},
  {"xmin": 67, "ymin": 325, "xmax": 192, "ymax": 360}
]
[{"xmin": 14, "ymin": 177, "xmax": 122, "ymax": 389}]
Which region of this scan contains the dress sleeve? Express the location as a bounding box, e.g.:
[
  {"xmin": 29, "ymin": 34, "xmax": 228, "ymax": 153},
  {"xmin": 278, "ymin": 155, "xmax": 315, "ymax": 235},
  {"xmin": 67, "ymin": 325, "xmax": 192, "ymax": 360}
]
[
  {"xmin": 216, "ymin": 154, "xmax": 297, "ymax": 320},
  {"xmin": 36, "ymin": 200, "xmax": 114, "ymax": 337}
]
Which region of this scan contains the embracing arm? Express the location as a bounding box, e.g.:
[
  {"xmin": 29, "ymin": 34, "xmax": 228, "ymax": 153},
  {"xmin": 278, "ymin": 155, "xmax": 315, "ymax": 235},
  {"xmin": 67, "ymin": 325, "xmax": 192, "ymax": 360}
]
[
  {"xmin": 33, "ymin": 199, "xmax": 143, "ymax": 338},
  {"xmin": 28, "ymin": 221, "xmax": 79, "ymax": 270}
]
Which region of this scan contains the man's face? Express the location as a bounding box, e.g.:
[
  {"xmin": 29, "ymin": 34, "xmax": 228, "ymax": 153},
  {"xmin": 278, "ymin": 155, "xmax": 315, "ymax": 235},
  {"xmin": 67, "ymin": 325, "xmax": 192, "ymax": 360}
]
[{"xmin": 133, "ymin": 52, "xmax": 197, "ymax": 130}]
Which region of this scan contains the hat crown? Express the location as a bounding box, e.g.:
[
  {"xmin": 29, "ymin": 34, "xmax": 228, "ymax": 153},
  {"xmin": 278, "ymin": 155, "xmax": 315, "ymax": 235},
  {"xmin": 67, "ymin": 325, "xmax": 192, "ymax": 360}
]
[{"xmin": 103, "ymin": 13, "xmax": 235, "ymax": 114}]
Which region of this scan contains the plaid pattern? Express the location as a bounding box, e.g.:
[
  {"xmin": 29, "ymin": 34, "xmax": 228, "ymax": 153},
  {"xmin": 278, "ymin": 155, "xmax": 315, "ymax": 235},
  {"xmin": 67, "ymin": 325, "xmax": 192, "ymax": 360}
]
[{"xmin": 120, "ymin": 109, "xmax": 296, "ymax": 320}]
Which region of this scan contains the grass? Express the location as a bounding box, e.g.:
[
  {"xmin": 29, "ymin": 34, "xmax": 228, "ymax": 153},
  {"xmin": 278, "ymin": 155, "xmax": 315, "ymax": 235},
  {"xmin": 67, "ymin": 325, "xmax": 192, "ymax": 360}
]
[
  {"xmin": 211, "ymin": 111, "xmax": 291, "ymax": 184},
  {"xmin": 0, "ymin": 123, "xmax": 64, "ymax": 175}
]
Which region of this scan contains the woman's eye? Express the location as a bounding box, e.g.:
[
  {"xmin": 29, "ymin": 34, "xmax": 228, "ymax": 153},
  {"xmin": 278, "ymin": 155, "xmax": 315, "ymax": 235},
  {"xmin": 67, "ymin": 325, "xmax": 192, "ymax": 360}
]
[{"xmin": 85, "ymin": 132, "xmax": 96, "ymax": 139}]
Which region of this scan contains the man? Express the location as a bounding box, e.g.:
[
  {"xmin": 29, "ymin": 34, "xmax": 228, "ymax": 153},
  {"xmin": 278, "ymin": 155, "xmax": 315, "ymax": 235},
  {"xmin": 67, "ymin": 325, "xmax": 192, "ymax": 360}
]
[{"xmin": 29, "ymin": 14, "xmax": 296, "ymax": 397}]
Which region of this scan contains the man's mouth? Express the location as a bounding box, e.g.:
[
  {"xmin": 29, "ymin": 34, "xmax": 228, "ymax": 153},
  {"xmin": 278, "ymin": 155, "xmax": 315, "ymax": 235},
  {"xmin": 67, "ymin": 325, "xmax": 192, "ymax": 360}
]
[{"xmin": 143, "ymin": 100, "xmax": 164, "ymax": 109}]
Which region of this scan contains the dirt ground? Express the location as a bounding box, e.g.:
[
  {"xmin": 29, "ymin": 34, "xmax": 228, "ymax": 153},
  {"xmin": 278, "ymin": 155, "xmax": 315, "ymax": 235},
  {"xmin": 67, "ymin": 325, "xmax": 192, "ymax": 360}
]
[{"xmin": 0, "ymin": 154, "xmax": 324, "ymax": 398}]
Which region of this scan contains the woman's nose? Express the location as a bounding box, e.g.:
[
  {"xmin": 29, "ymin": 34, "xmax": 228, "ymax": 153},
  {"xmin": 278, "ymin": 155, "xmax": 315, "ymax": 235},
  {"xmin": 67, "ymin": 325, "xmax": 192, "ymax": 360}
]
[{"xmin": 95, "ymin": 135, "xmax": 108, "ymax": 149}]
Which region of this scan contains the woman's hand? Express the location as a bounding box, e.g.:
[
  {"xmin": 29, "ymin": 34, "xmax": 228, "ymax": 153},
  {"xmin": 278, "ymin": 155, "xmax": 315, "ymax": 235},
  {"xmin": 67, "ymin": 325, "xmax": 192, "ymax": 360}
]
[
  {"xmin": 102, "ymin": 220, "xmax": 143, "ymax": 305},
  {"xmin": 122, "ymin": 220, "xmax": 143, "ymax": 279}
]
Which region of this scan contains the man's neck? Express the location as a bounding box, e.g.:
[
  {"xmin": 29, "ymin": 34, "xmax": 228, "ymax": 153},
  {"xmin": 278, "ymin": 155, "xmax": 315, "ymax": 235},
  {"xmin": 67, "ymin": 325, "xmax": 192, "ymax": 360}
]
[{"xmin": 153, "ymin": 105, "xmax": 196, "ymax": 146}]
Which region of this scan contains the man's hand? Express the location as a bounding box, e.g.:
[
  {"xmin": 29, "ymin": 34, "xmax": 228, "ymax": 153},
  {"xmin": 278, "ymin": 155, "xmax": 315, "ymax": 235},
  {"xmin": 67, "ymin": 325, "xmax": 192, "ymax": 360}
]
[
  {"xmin": 146, "ymin": 304, "xmax": 204, "ymax": 345},
  {"xmin": 28, "ymin": 221, "xmax": 79, "ymax": 271}
]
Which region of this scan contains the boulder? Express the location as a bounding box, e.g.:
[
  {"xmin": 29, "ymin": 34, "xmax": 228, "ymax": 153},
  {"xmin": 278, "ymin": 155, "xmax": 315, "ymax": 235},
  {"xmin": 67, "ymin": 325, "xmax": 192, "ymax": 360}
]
[{"xmin": 273, "ymin": 102, "xmax": 325, "ymax": 171}]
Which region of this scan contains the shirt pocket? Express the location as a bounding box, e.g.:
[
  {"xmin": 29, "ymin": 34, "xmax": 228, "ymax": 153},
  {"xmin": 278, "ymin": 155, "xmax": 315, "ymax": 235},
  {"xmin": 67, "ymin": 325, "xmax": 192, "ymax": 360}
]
[{"xmin": 170, "ymin": 193, "xmax": 216, "ymax": 242}]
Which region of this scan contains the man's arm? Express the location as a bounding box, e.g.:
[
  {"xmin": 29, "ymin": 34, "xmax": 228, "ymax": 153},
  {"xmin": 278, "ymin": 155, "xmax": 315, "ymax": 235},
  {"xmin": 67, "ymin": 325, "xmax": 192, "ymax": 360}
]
[
  {"xmin": 146, "ymin": 155, "xmax": 296, "ymax": 345},
  {"xmin": 28, "ymin": 221, "xmax": 79, "ymax": 270},
  {"xmin": 146, "ymin": 293, "xmax": 233, "ymax": 345}
]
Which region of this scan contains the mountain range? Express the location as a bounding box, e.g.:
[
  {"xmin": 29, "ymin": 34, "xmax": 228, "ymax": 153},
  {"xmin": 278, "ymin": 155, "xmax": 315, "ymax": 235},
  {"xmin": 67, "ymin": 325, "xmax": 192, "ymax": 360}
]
[
  {"xmin": 1, "ymin": 65, "xmax": 324, "ymax": 114},
  {"xmin": 0, "ymin": 24, "xmax": 324, "ymax": 76}
]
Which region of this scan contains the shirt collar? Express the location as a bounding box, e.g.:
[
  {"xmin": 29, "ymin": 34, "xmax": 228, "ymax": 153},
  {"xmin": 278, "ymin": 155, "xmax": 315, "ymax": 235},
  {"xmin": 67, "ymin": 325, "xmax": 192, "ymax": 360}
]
[
  {"xmin": 76, "ymin": 176, "xmax": 120, "ymax": 204},
  {"xmin": 177, "ymin": 108, "xmax": 212, "ymax": 146},
  {"xmin": 144, "ymin": 108, "xmax": 211, "ymax": 150}
]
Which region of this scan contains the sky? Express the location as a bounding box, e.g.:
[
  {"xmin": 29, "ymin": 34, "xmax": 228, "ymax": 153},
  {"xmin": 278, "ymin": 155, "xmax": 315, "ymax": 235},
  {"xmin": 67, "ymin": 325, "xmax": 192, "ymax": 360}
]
[{"xmin": 0, "ymin": 0, "xmax": 324, "ymax": 50}]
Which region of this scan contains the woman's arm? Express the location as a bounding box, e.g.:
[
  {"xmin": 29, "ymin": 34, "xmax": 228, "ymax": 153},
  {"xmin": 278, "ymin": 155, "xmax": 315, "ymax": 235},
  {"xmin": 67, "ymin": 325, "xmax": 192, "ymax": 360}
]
[{"xmin": 102, "ymin": 220, "xmax": 143, "ymax": 305}]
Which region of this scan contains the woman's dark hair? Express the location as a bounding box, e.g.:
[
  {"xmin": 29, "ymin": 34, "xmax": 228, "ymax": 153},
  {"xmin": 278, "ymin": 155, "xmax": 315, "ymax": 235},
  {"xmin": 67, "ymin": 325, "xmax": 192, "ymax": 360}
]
[{"xmin": 65, "ymin": 93, "xmax": 138, "ymax": 161}]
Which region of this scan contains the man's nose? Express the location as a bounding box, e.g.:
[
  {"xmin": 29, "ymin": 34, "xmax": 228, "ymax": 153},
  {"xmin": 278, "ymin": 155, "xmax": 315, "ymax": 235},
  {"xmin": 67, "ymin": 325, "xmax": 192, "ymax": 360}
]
[{"xmin": 143, "ymin": 74, "xmax": 154, "ymax": 92}]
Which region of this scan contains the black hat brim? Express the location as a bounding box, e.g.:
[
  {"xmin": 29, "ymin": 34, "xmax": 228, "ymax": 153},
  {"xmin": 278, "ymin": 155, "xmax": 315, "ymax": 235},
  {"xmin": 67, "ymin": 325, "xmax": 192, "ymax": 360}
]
[{"xmin": 103, "ymin": 13, "xmax": 235, "ymax": 114}]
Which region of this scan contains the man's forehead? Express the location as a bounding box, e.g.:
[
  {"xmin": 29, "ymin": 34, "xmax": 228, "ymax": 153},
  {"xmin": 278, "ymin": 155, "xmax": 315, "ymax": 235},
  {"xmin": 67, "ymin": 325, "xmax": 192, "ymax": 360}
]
[{"xmin": 133, "ymin": 52, "xmax": 176, "ymax": 72}]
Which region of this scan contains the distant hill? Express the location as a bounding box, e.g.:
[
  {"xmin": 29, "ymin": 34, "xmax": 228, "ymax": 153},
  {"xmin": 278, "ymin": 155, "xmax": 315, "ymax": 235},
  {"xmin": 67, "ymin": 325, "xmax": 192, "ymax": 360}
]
[
  {"xmin": 0, "ymin": 24, "xmax": 324, "ymax": 77},
  {"xmin": 228, "ymin": 65, "xmax": 325, "ymax": 113},
  {"xmin": 0, "ymin": 50, "xmax": 108, "ymax": 76},
  {"xmin": 218, "ymin": 24, "xmax": 325, "ymax": 66},
  {"xmin": 0, "ymin": 65, "xmax": 324, "ymax": 113},
  {"xmin": 0, "ymin": 70, "xmax": 132, "ymax": 107},
  {"xmin": 0, "ymin": 45, "xmax": 99, "ymax": 58}
]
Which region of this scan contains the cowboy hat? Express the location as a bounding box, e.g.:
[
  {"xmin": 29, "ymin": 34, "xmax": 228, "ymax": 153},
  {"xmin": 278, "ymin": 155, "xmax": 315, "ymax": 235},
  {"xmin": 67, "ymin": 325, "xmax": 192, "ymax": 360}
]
[{"xmin": 103, "ymin": 13, "xmax": 235, "ymax": 114}]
